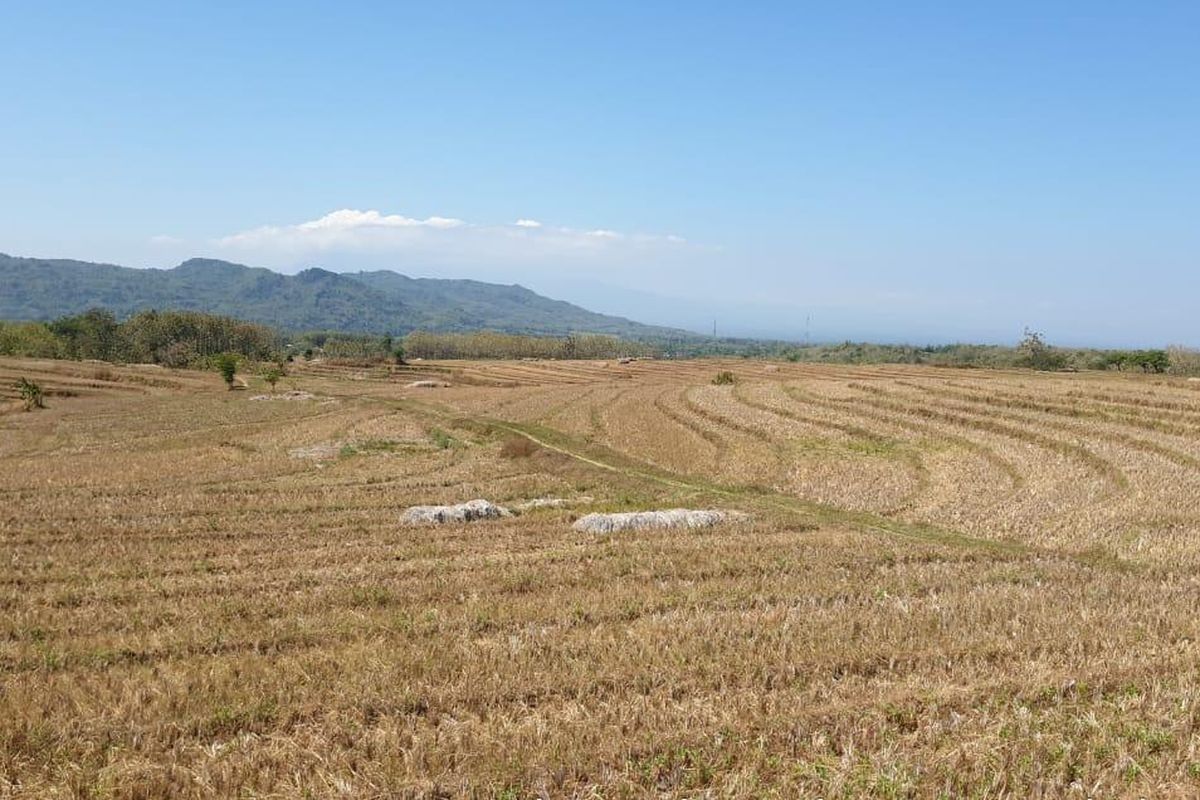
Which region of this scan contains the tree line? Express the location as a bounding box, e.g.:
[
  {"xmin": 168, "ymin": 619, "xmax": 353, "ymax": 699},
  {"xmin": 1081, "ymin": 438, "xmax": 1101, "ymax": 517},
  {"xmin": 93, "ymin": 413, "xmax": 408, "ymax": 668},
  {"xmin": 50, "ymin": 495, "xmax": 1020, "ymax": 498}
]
[
  {"xmin": 400, "ymin": 331, "xmax": 653, "ymax": 361},
  {"xmin": 0, "ymin": 311, "xmax": 654, "ymax": 366},
  {"xmin": 292, "ymin": 330, "xmax": 654, "ymax": 363},
  {"xmin": 0, "ymin": 309, "xmax": 281, "ymax": 366},
  {"xmin": 2, "ymin": 308, "xmax": 1196, "ymax": 375}
]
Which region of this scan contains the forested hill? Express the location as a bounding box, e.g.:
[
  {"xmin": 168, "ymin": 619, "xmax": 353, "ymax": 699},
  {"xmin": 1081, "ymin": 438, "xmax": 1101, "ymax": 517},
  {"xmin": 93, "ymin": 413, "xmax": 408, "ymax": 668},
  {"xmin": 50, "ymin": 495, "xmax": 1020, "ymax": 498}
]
[{"xmin": 0, "ymin": 253, "xmax": 690, "ymax": 338}]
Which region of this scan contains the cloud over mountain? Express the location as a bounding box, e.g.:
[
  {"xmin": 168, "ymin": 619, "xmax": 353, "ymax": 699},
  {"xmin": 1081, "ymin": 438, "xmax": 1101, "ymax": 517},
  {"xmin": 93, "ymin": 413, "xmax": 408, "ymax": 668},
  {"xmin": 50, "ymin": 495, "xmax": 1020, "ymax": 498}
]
[{"xmin": 213, "ymin": 208, "xmax": 689, "ymax": 273}]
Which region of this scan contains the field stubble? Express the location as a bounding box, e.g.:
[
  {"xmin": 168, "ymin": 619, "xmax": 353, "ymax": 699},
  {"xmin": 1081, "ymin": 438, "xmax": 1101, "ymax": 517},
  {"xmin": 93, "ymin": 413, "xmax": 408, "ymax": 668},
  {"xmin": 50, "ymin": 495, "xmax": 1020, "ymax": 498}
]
[{"xmin": 4, "ymin": 357, "xmax": 1200, "ymax": 797}]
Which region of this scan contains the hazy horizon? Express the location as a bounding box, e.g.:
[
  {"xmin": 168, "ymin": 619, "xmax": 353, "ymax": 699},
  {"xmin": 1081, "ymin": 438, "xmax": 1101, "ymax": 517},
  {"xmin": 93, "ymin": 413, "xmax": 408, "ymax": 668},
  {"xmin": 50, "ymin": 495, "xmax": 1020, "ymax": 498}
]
[
  {"xmin": 3, "ymin": 3, "xmax": 1197, "ymax": 348},
  {"xmin": 5, "ymin": 249, "xmax": 1180, "ymax": 350}
]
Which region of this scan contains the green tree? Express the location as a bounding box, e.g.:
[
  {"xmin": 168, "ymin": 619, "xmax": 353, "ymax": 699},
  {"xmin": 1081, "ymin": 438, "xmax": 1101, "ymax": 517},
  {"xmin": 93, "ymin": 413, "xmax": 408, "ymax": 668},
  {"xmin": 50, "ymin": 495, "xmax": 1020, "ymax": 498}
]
[
  {"xmin": 263, "ymin": 366, "xmax": 283, "ymax": 392},
  {"xmin": 0, "ymin": 322, "xmax": 63, "ymax": 358},
  {"xmin": 1017, "ymin": 328, "xmax": 1066, "ymax": 371},
  {"xmin": 50, "ymin": 308, "xmax": 120, "ymax": 361},
  {"xmin": 215, "ymin": 353, "xmax": 238, "ymax": 389}
]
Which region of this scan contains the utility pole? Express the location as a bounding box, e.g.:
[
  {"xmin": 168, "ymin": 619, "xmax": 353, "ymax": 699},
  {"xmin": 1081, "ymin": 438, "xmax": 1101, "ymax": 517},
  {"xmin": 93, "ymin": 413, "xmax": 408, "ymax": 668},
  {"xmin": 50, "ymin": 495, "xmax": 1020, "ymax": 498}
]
[
  {"xmin": 713, "ymin": 319, "xmax": 717, "ymax": 338},
  {"xmin": 805, "ymin": 315, "xmax": 811, "ymax": 347}
]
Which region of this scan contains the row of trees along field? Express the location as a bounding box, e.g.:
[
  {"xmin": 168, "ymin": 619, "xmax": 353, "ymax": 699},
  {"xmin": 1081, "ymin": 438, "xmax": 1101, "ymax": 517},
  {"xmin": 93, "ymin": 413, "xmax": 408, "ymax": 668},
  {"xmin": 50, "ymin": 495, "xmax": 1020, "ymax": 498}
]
[
  {"xmin": 294, "ymin": 331, "xmax": 653, "ymax": 363},
  {"xmin": 763, "ymin": 333, "xmax": 1198, "ymax": 374},
  {"xmin": 2, "ymin": 308, "xmax": 1197, "ymax": 373},
  {"xmin": 0, "ymin": 310, "xmax": 654, "ymax": 366},
  {"xmin": 0, "ymin": 309, "xmax": 280, "ymax": 365},
  {"xmin": 400, "ymin": 330, "xmax": 654, "ymax": 360}
]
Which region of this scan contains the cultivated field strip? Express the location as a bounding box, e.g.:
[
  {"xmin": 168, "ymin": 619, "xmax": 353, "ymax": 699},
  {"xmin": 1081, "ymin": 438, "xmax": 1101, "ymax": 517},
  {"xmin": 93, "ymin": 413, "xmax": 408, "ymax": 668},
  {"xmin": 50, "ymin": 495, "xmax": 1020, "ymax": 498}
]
[
  {"xmin": 425, "ymin": 361, "xmax": 1200, "ymax": 564},
  {"xmin": 8, "ymin": 357, "xmax": 1200, "ymax": 796}
]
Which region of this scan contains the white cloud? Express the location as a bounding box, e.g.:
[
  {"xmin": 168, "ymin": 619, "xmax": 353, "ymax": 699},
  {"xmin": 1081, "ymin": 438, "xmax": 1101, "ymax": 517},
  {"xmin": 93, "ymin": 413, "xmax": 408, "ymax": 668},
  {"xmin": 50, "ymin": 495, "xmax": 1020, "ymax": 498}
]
[
  {"xmin": 294, "ymin": 209, "xmax": 465, "ymax": 231},
  {"xmin": 215, "ymin": 209, "xmax": 690, "ymax": 274},
  {"xmin": 149, "ymin": 234, "xmax": 183, "ymax": 245}
]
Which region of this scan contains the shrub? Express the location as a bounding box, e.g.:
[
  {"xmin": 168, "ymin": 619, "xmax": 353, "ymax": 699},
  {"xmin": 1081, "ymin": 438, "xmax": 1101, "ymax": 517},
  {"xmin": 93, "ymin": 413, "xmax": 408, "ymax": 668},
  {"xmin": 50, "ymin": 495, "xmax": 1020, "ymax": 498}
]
[
  {"xmin": 214, "ymin": 353, "xmax": 238, "ymax": 389},
  {"xmin": 1168, "ymin": 346, "xmax": 1200, "ymax": 376},
  {"xmin": 430, "ymin": 428, "xmax": 456, "ymax": 449},
  {"xmin": 1103, "ymin": 350, "xmax": 1170, "ymax": 373},
  {"xmin": 263, "ymin": 366, "xmax": 284, "ymax": 392},
  {"xmin": 0, "ymin": 322, "xmax": 64, "ymax": 358},
  {"xmin": 15, "ymin": 378, "xmax": 45, "ymax": 411},
  {"xmin": 713, "ymin": 371, "xmax": 737, "ymax": 385},
  {"xmin": 1017, "ymin": 329, "xmax": 1067, "ymax": 371}
]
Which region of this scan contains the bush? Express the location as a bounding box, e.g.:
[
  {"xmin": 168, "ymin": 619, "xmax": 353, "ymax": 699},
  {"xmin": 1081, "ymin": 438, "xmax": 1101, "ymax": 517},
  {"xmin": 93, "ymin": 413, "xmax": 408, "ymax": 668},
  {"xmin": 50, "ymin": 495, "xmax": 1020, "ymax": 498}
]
[
  {"xmin": 713, "ymin": 371, "xmax": 737, "ymax": 385},
  {"xmin": 0, "ymin": 322, "xmax": 64, "ymax": 358},
  {"xmin": 214, "ymin": 353, "xmax": 238, "ymax": 389},
  {"xmin": 1168, "ymin": 346, "xmax": 1200, "ymax": 376},
  {"xmin": 1017, "ymin": 329, "xmax": 1067, "ymax": 371},
  {"xmin": 1103, "ymin": 350, "xmax": 1170, "ymax": 373},
  {"xmin": 263, "ymin": 366, "xmax": 284, "ymax": 392},
  {"xmin": 429, "ymin": 428, "xmax": 456, "ymax": 449},
  {"xmin": 50, "ymin": 309, "xmax": 119, "ymax": 360},
  {"xmin": 15, "ymin": 378, "xmax": 45, "ymax": 411}
]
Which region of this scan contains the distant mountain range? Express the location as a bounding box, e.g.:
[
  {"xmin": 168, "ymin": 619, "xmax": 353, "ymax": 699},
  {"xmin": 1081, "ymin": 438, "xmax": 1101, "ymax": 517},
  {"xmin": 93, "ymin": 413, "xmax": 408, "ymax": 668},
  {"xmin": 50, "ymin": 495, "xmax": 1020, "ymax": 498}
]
[{"xmin": 0, "ymin": 253, "xmax": 695, "ymax": 339}]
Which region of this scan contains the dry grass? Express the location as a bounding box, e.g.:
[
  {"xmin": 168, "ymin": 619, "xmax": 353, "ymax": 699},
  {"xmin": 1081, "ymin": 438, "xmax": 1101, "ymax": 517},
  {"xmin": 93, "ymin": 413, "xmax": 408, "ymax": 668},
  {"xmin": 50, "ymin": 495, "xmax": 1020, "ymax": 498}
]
[{"xmin": 5, "ymin": 356, "xmax": 1200, "ymax": 797}]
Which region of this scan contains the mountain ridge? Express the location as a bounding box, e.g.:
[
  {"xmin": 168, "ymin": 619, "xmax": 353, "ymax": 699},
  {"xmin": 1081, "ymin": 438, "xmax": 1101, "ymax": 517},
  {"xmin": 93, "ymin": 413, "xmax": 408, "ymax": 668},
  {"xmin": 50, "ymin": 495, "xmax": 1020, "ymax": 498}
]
[{"xmin": 0, "ymin": 253, "xmax": 694, "ymax": 339}]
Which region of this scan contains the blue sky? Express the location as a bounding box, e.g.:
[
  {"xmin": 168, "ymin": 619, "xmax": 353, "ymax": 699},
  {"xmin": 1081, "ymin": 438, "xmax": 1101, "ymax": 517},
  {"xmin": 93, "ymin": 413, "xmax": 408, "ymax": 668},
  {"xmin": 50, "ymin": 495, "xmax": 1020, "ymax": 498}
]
[{"xmin": 2, "ymin": 2, "xmax": 1197, "ymax": 345}]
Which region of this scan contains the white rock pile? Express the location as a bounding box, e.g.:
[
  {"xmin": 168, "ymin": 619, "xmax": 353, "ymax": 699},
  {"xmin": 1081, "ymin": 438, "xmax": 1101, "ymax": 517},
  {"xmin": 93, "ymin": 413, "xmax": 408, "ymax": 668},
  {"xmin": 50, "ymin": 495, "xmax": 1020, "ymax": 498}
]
[
  {"xmin": 401, "ymin": 499, "xmax": 512, "ymax": 525},
  {"xmin": 572, "ymin": 509, "xmax": 750, "ymax": 534}
]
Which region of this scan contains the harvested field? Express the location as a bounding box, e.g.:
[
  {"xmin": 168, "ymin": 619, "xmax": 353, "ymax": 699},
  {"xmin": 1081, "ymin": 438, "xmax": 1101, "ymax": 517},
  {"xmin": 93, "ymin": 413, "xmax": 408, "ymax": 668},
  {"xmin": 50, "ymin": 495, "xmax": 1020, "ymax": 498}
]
[{"xmin": 5, "ymin": 355, "xmax": 1200, "ymax": 796}]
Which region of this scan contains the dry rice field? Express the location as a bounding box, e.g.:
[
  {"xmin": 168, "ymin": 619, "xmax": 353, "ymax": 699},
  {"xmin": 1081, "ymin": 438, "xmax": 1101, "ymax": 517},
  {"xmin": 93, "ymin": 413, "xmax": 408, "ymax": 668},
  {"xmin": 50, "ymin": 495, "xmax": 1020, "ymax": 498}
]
[{"xmin": 6, "ymin": 355, "xmax": 1200, "ymax": 798}]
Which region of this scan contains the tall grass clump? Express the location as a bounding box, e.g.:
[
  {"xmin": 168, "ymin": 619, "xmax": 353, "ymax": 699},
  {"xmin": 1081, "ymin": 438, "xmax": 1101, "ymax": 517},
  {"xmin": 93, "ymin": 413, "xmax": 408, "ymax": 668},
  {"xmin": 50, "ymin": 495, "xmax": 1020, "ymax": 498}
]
[{"xmin": 15, "ymin": 377, "xmax": 45, "ymax": 410}]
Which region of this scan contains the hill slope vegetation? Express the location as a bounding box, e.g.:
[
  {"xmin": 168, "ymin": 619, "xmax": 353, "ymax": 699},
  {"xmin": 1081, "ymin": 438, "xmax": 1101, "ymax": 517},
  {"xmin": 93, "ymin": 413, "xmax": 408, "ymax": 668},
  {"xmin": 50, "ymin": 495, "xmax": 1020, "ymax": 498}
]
[{"xmin": 0, "ymin": 253, "xmax": 689, "ymax": 338}]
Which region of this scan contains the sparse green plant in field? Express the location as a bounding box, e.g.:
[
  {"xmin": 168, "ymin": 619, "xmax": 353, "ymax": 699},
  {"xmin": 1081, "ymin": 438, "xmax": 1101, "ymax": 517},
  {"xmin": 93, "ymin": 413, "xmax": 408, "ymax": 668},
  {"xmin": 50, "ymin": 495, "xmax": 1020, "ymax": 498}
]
[
  {"xmin": 713, "ymin": 370, "xmax": 737, "ymax": 385},
  {"xmin": 263, "ymin": 366, "xmax": 283, "ymax": 392},
  {"xmin": 430, "ymin": 428, "xmax": 455, "ymax": 449},
  {"xmin": 393, "ymin": 345, "xmax": 407, "ymax": 365},
  {"xmin": 214, "ymin": 353, "xmax": 238, "ymax": 389},
  {"xmin": 15, "ymin": 377, "xmax": 45, "ymax": 410}
]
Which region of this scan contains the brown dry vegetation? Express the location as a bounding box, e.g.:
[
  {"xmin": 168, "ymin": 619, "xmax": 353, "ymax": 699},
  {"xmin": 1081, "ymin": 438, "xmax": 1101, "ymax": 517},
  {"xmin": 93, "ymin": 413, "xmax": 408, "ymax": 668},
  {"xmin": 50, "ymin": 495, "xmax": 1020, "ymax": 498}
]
[{"xmin": 5, "ymin": 355, "xmax": 1200, "ymax": 797}]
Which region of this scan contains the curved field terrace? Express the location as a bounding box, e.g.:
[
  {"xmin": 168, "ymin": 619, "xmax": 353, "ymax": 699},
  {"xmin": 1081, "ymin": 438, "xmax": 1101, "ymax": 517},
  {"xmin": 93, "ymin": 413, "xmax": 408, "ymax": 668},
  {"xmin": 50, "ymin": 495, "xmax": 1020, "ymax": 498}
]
[{"xmin": 5, "ymin": 356, "xmax": 1200, "ymax": 797}]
